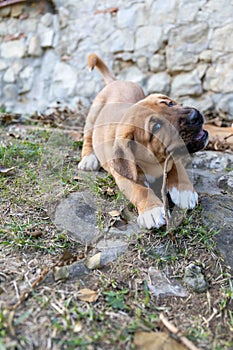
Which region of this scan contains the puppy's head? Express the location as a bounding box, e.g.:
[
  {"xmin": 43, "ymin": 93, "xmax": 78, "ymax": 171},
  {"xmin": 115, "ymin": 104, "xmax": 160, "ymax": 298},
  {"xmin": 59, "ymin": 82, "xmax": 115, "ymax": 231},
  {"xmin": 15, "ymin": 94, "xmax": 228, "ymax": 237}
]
[{"xmin": 111, "ymin": 94, "xmax": 208, "ymax": 180}]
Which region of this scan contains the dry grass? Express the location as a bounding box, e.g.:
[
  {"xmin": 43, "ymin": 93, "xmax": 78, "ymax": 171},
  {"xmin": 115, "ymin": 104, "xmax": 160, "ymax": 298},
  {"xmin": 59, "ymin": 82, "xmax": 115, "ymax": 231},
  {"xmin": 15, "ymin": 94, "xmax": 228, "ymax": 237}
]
[{"xmin": 0, "ymin": 112, "xmax": 232, "ymax": 350}]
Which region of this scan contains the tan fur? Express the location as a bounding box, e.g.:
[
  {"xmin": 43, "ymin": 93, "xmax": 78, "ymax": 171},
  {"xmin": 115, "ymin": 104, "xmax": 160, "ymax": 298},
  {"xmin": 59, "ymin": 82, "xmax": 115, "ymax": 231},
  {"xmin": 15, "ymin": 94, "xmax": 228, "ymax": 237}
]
[{"xmin": 79, "ymin": 54, "xmax": 208, "ymax": 228}]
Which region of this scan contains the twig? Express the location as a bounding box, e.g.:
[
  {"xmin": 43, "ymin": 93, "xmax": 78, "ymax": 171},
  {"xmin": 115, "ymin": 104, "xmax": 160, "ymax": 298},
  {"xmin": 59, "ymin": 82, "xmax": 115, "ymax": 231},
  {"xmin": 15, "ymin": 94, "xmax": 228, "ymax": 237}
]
[
  {"xmin": 161, "ymin": 152, "xmax": 173, "ymax": 228},
  {"xmin": 160, "ymin": 313, "xmax": 201, "ymax": 350},
  {"xmin": 224, "ymin": 133, "xmax": 233, "ymax": 141},
  {"xmin": 8, "ymin": 267, "xmax": 50, "ymax": 310}
]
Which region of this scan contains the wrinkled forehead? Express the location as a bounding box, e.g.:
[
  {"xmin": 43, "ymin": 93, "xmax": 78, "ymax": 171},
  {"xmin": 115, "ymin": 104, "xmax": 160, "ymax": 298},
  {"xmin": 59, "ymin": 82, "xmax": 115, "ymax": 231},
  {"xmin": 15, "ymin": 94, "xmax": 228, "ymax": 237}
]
[{"xmin": 144, "ymin": 93, "xmax": 178, "ymax": 104}]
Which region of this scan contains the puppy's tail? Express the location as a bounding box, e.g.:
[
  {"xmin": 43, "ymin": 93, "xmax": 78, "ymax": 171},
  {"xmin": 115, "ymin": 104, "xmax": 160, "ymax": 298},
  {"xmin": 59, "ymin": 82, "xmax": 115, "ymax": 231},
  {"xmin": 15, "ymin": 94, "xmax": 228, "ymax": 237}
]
[{"xmin": 87, "ymin": 53, "xmax": 116, "ymax": 85}]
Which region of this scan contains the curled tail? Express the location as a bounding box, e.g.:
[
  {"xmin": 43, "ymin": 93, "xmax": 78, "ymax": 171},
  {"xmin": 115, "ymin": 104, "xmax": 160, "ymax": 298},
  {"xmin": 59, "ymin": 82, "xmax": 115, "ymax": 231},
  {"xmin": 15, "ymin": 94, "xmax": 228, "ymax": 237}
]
[{"xmin": 87, "ymin": 53, "xmax": 116, "ymax": 85}]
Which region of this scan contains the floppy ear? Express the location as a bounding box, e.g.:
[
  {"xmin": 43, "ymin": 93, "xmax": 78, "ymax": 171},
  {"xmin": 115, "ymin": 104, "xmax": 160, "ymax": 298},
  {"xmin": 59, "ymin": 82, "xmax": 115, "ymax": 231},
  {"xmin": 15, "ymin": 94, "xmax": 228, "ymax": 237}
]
[{"xmin": 111, "ymin": 128, "xmax": 138, "ymax": 182}]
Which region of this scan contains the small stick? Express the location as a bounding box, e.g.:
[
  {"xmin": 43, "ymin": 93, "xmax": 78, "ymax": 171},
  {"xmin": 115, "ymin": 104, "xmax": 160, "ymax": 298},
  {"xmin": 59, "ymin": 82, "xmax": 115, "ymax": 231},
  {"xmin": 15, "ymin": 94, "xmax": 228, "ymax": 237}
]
[
  {"xmin": 161, "ymin": 152, "xmax": 173, "ymax": 228},
  {"xmin": 160, "ymin": 313, "xmax": 201, "ymax": 350}
]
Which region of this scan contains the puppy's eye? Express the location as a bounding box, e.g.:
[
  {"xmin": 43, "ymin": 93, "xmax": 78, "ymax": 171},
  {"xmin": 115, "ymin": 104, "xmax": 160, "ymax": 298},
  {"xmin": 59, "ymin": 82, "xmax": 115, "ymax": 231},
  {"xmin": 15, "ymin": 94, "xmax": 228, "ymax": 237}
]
[
  {"xmin": 168, "ymin": 101, "xmax": 176, "ymax": 107},
  {"xmin": 152, "ymin": 122, "xmax": 162, "ymax": 134}
]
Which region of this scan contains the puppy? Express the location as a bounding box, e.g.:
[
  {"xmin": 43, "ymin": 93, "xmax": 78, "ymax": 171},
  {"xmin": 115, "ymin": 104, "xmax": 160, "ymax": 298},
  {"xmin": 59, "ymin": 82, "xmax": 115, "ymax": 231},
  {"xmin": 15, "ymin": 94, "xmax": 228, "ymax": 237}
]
[{"xmin": 78, "ymin": 54, "xmax": 208, "ymax": 229}]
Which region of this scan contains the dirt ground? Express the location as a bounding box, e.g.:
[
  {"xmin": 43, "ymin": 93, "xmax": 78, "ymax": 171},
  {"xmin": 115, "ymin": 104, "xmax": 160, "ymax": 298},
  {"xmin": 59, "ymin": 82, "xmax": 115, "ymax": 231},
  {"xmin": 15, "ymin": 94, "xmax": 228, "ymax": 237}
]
[{"xmin": 0, "ymin": 109, "xmax": 233, "ymax": 350}]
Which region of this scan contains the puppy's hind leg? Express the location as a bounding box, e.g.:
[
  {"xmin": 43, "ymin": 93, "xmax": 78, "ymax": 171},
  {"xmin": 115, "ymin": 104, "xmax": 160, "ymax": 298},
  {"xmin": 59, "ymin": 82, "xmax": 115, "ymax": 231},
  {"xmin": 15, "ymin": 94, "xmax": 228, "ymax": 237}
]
[{"xmin": 78, "ymin": 106, "xmax": 101, "ymax": 171}]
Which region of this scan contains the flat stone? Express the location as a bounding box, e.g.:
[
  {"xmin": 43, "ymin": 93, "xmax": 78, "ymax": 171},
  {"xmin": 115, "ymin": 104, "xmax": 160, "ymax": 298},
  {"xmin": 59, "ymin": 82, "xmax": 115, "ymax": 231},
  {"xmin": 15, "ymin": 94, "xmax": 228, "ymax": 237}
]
[
  {"xmin": 148, "ymin": 267, "xmax": 188, "ymax": 298},
  {"xmin": 116, "ymin": 3, "xmax": 146, "ymax": 28},
  {"xmin": 135, "ymin": 26, "xmax": 163, "ymax": 53},
  {"xmin": 3, "ymin": 68, "xmax": 15, "ymax": 83},
  {"xmin": 1, "ymin": 39, "xmax": 26, "ymax": 58},
  {"xmin": 201, "ymin": 195, "xmax": 233, "ymax": 272},
  {"xmin": 38, "ymin": 22, "xmax": 54, "ymax": 48},
  {"xmin": 171, "ymin": 70, "xmax": 202, "ymax": 97},
  {"xmin": 54, "ymin": 191, "xmax": 99, "ymax": 245},
  {"xmin": 50, "ymin": 61, "xmax": 78, "ymax": 99},
  {"xmin": 28, "ymin": 35, "xmax": 42, "ymax": 57},
  {"xmin": 0, "ymin": 59, "xmax": 8, "ymax": 71},
  {"xmin": 216, "ymin": 94, "xmax": 233, "ymax": 120},
  {"xmin": 146, "ymin": 72, "xmax": 171, "ymax": 95},
  {"xmin": 149, "ymin": 54, "xmax": 166, "ymax": 73}
]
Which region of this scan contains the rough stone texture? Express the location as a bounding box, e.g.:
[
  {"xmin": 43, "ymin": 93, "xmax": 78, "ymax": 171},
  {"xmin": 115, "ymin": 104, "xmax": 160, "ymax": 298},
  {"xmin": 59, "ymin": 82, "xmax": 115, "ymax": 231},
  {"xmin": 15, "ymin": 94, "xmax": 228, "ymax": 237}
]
[{"xmin": 0, "ymin": 0, "xmax": 233, "ymax": 118}]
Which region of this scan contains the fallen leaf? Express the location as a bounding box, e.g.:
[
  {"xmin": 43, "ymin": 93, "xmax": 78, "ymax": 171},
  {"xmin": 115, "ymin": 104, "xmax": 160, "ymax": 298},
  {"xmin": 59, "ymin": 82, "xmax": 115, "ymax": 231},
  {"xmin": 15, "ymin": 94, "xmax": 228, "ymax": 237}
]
[
  {"xmin": 77, "ymin": 288, "xmax": 99, "ymax": 303},
  {"xmin": 73, "ymin": 321, "xmax": 82, "ymax": 333},
  {"xmin": 134, "ymin": 331, "xmax": 187, "ymax": 350}
]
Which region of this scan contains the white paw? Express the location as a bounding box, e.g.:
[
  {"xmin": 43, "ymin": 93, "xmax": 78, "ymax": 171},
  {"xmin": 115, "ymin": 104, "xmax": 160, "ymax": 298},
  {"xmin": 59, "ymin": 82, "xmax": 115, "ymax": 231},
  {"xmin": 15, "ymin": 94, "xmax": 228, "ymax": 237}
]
[
  {"xmin": 169, "ymin": 187, "xmax": 198, "ymax": 209},
  {"xmin": 137, "ymin": 206, "xmax": 166, "ymax": 229},
  {"xmin": 78, "ymin": 153, "xmax": 100, "ymax": 171}
]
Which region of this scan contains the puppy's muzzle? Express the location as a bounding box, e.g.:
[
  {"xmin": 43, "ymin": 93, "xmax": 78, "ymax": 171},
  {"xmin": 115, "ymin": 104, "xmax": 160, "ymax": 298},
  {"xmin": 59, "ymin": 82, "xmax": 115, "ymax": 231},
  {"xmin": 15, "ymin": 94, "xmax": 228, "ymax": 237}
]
[{"xmin": 185, "ymin": 108, "xmax": 208, "ymax": 153}]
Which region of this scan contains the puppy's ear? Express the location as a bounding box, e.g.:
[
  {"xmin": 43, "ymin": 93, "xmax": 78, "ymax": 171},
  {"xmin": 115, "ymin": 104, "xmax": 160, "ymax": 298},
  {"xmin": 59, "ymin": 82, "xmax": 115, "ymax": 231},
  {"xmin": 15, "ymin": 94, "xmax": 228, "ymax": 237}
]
[{"xmin": 111, "ymin": 130, "xmax": 137, "ymax": 182}]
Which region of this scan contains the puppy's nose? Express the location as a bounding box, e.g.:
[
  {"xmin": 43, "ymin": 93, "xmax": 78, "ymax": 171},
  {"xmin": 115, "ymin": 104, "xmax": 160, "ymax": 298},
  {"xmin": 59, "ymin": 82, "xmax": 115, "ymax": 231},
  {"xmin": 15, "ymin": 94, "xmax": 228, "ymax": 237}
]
[{"xmin": 188, "ymin": 109, "xmax": 204, "ymax": 125}]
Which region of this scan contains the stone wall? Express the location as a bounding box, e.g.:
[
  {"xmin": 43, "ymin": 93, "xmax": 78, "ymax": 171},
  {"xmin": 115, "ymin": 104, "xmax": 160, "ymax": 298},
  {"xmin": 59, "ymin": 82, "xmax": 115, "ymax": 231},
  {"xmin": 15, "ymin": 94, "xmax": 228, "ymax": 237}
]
[{"xmin": 0, "ymin": 0, "xmax": 233, "ymax": 120}]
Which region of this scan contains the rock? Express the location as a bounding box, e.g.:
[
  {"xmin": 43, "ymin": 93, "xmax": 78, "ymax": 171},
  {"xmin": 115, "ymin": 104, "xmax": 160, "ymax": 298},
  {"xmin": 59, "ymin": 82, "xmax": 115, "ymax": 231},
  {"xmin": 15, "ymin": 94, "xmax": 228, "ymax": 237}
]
[
  {"xmin": 216, "ymin": 94, "xmax": 233, "ymax": 120},
  {"xmin": 149, "ymin": 54, "xmax": 166, "ymax": 73},
  {"xmin": 146, "ymin": 72, "xmax": 171, "ymax": 95},
  {"xmin": 28, "ymin": 35, "xmax": 42, "ymax": 57},
  {"xmin": 54, "ymin": 191, "xmax": 99, "ymax": 245},
  {"xmin": 106, "ymin": 29, "xmax": 134, "ymax": 53},
  {"xmin": 0, "ymin": 59, "xmax": 8, "ymax": 71},
  {"xmin": 211, "ymin": 23, "xmax": 233, "ymax": 52},
  {"xmin": 147, "ymin": 267, "xmax": 188, "ymax": 298},
  {"xmin": 167, "ymin": 48, "xmax": 198, "ymax": 73},
  {"xmin": 40, "ymin": 13, "xmax": 53, "ymax": 27},
  {"xmin": 171, "ymin": 70, "xmax": 202, "ymax": 97},
  {"xmin": 3, "ymin": 68, "xmax": 15, "ymax": 83},
  {"xmin": 201, "ymin": 195, "xmax": 233, "ymax": 272},
  {"xmin": 50, "ymin": 61, "xmax": 78, "ymax": 99},
  {"xmin": 204, "ymin": 54, "xmax": 233, "ymax": 94},
  {"xmin": 135, "ymin": 26, "xmax": 163, "ymax": 53},
  {"xmin": 183, "ymin": 263, "xmax": 208, "ymax": 293},
  {"xmin": 218, "ymin": 171, "xmax": 233, "ymax": 194},
  {"xmin": 19, "ymin": 66, "xmax": 34, "ymax": 93},
  {"xmin": 0, "ymin": 6, "xmax": 11, "ymax": 18},
  {"xmin": 149, "ymin": 0, "xmax": 177, "ymax": 25},
  {"xmin": 192, "ymin": 151, "xmax": 233, "ymax": 173},
  {"xmin": 58, "ymin": 7, "xmax": 69, "ymax": 28},
  {"xmin": 1, "ymin": 39, "xmax": 26, "ymax": 58},
  {"xmin": 117, "ymin": 66, "xmax": 145, "ymax": 85},
  {"xmin": 38, "ymin": 21, "xmax": 54, "ymax": 48},
  {"xmin": 3, "ymin": 84, "xmax": 18, "ymax": 101},
  {"xmin": 116, "ymin": 3, "xmax": 146, "ymax": 28},
  {"xmin": 11, "ymin": 4, "xmax": 24, "ymax": 18}
]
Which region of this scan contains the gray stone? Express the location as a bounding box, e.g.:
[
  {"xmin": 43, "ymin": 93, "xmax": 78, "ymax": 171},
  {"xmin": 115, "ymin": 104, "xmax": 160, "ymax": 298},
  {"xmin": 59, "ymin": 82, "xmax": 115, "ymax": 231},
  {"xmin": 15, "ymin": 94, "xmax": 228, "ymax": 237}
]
[
  {"xmin": 183, "ymin": 263, "xmax": 208, "ymax": 293},
  {"xmin": 1, "ymin": 39, "xmax": 26, "ymax": 58},
  {"xmin": 0, "ymin": 22, "xmax": 7, "ymax": 36},
  {"xmin": 146, "ymin": 72, "xmax": 171, "ymax": 95},
  {"xmin": 38, "ymin": 22, "xmax": 54, "ymax": 48},
  {"xmin": 3, "ymin": 84, "xmax": 18, "ymax": 100},
  {"xmin": 0, "ymin": 59, "xmax": 8, "ymax": 71},
  {"xmin": 201, "ymin": 195, "xmax": 233, "ymax": 272},
  {"xmin": 11, "ymin": 3, "xmax": 24, "ymax": 18},
  {"xmin": 135, "ymin": 26, "xmax": 163, "ymax": 53},
  {"xmin": 117, "ymin": 3, "xmax": 146, "ymax": 28},
  {"xmin": 149, "ymin": 0, "xmax": 177, "ymax": 25},
  {"xmin": 218, "ymin": 172, "xmax": 233, "ymax": 194},
  {"xmin": 117, "ymin": 66, "xmax": 145, "ymax": 85},
  {"xmin": 19, "ymin": 66, "xmax": 34, "ymax": 93},
  {"xmin": 3, "ymin": 68, "xmax": 15, "ymax": 83},
  {"xmin": 216, "ymin": 94, "xmax": 233, "ymax": 120},
  {"xmin": 148, "ymin": 267, "xmax": 188, "ymax": 298},
  {"xmin": 166, "ymin": 47, "xmax": 198, "ymax": 72},
  {"xmin": 192, "ymin": 151, "xmax": 233, "ymax": 173},
  {"xmin": 106, "ymin": 29, "xmax": 134, "ymax": 53},
  {"xmin": 50, "ymin": 61, "xmax": 78, "ymax": 99},
  {"xmin": 204, "ymin": 55, "xmax": 233, "ymax": 94},
  {"xmin": 171, "ymin": 71, "xmax": 202, "ymax": 97},
  {"xmin": 211, "ymin": 24, "xmax": 233, "ymax": 53},
  {"xmin": 40, "ymin": 13, "xmax": 53, "ymax": 27},
  {"xmin": 54, "ymin": 191, "xmax": 99, "ymax": 245},
  {"xmin": 28, "ymin": 36, "xmax": 42, "ymax": 57},
  {"xmin": 149, "ymin": 54, "xmax": 166, "ymax": 73},
  {"xmin": 58, "ymin": 7, "xmax": 69, "ymax": 28},
  {"xmin": 0, "ymin": 6, "xmax": 11, "ymax": 18}
]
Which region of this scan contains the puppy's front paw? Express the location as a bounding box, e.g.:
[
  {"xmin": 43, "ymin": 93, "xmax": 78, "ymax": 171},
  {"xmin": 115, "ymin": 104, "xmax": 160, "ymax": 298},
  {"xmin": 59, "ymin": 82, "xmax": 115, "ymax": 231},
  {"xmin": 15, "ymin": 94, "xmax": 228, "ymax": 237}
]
[
  {"xmin": 78, "ymin": 153, "xmax": 100, "ymax": 171},
  {"xmin": 137, "ymin": 206, "xmax": 166, "ymax": 229},
  {"xmin": 169, "ymin": 187, "xmax": 198, "ymax": 209}
]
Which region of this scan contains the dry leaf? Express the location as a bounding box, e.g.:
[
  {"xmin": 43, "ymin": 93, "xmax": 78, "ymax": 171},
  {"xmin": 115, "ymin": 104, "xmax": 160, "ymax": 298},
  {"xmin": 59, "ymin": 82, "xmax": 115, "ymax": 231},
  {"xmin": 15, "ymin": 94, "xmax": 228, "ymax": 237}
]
[
  {"xmin": 77, "ymin": 288, "xmax": 99, "ymax": 303},
  {"xmin": 134, "ymin": 331, "xmax": 187, "ymax": 350},
  {"xmin": 85, "ymin": 253, "xmax": 101, "ymax": 269},
  {"xmin": 73, "ymin": 321, "xmax": 82, "ymax": 333}
]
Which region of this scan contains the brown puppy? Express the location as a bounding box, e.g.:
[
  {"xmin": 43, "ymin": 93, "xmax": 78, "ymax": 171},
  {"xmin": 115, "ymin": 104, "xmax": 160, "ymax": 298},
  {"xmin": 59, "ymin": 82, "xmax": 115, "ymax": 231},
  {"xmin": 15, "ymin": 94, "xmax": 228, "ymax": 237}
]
[{"xmin": 78, "ymin": 54, "xmax": 208, "ymax": 229}]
